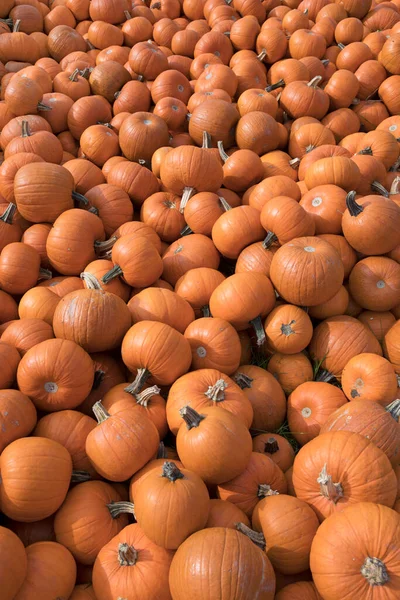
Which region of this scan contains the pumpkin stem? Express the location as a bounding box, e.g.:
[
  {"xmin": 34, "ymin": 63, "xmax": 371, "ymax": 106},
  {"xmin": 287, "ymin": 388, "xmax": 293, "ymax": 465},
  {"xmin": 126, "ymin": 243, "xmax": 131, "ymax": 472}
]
[
  {"xmin": 38, "ymin": 268, "xmax": 52, "ymax": 281},
  {"xmin": 179, "ymin": 405, "xmax": 206, "ymax": 429},
  {"xmin": 71, "ymin": 470, "xmax": 91, "ymax": 483},
  {"xmin": 124, "ymin": 10, "xmax": 132, "ymax": 20},
  {"xmin": 151, "ymin": 1, "xmax": 162, "ymax": 8},
  {"xmin": 389, "ymin": 158, "xmax": 400, "ymax": 173},
  {"xmin": 218, "ymin": 196, "xmax": 232, "ymax": 212},
  {"xmin": 88, "ymin": 206, "xmax": 99, "ymax": 215},
  {"xmin": 258, "ymin": 483, "xmax": 279, "ymax": 498},
  {"xmin": 262, "ymin": 231, "xmax": 278, "ymax": 249},
  {"xmin": 21, "ymin": 120, "xmax": 31, "ymax": 137},
  {"xmin": 357, "ymin": 146, "xmax": 373, "ymax": 156},
  {"xmin": 202, "ymin": 131, "xmax": 212, "ymax": 149},
  {"xmin": 80, "ymin": 271, "xmax": 102, "ymax": 290},
  {"xmin": 157, "ymin": 441, "xmax": 167, "ymax": 458},
  {"xmin": 321, "ymin": 59, "xmax": 329, "ymax": 66},
  {"xmin": 233, "ymin": 373, "xmax": 253, "ymax": 389},
  {"xmin": 264, "ymin": 437, "xmax": 279, "ymax": 454},
  {"xmin": 315, "ymin": 369, "xmax": 338, "ymax": 384},
  {"xmin": 317, "ymin": 464, "xmax": 343, "ymax": 503},
  {"xmin": 69, "ymin": 69, "xmax": 80, "ymax": 82},
  {"xmin": 92, "ymin": 369, "xmax": 105, "ymax": 391},
  {"xmin": 72, "ymin": 190, "xmax": 89, "ymax": 207},
  {"xmin": 250, "ymin": 315, "xmax": 266, "ymax": 346},
  {"xmin": 92, "ymin": 400, "xmax": 111, "ymax": 424},
  {"xmin": 179, "ymin": 186, "xmax": 195, "ymax": 213},
  {"xmin": 265, "ymin": 79, "xmax": 284, "ymax": 92},
  {"xmin": 124, "ymin": 368, "xmax": 151, "ymax": 395},
  {"xmin": 162, "ymin": 461, "xmax": 185, "ymax": 481},
  {"xmin": 107, "ymin": 501, "xmax": 136, "ymax": 519},
  {"xmin": 288, "ymin": 157, "xmax": 300, "ymax": 168},
  {"xmin": 346, "ymin": 191, "xmax": 363, "ymax": 217},
  {"xmin": 257, "ymin": 48, "xmax": 267, "ymax": 62},
  {"xmin": 95, "ymin": 236, "xmax": 117, "ymax": 254},
  {"xmin": 102, "ymin": 264, "xmax": 123, "ymax": 284},
  {"xmin": 37, "ymin": 102, "xmax": 51, "ymax": 111},
  {"xmin": 361, "ymin": 557, "xmax": 389, "ymax": 586},
  {"xmin": 204, "ymin": 378, "xmax": 228, "ymax": 402},
  {"xmin": 390, "ymin": 176, "xmax": 400, "ymax": 195},
  {"xmin": 135, "ymin": 385, "xmax": 161, "ymax": 407},
  {"xmin": 180, "ymin": 224, "xmax": 193, "ymax": 236},
  {"xmin": 236, "ymin": 523, "xmax": 266, "ymax": 550},
  {"xmin": 337, "ymin": 42, "xmax": 345, "ymax": 49},
  {"xmin": 0, "ymin": 202, "xmax": 17, "ymax": 224},
  {"xmin": 371, "ymin": 181, "xmax": 389, "ymax": 197},
  {"xmin": 386, "ymin": 399, "xmax": 400, "ymax": 420},
  {"xmin": 201, "ymin": 304, "xmax": 211, "ymax": 317},
  {"xmin": 217, "ymin": 140, "xmax": 229, "ymax": 163},
  {"xmin": 80, "ymin": 67, "xmax": 91, "ymax": 79},
  {"xmin": 118, "ymin": 543, "xmax": 138, "ymax": 567},
  {"xmin": 307, "ymin": 76, "xmax": 323, "ymax": 88},
  {"xmin": 13, "ymin": 19, "xmax": 21, "ymax": 32},
  {"xmin": 280, "ymin": 320, "xmax": 296, "ymax": 337}
]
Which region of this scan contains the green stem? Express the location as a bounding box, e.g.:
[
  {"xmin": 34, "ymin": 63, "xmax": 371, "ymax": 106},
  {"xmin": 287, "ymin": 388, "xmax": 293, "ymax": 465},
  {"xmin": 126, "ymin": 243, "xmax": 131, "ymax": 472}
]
[
  {"xmin": 250, "ymin": 315, "xmax": 266, "ymax": 346},
  {"xmin": 102, "ymin": 264, "xmax": 123, "ymax": 284},
  {"xmin": 346, "ymin": 191, "xmax": 363, "ymax": 217}
]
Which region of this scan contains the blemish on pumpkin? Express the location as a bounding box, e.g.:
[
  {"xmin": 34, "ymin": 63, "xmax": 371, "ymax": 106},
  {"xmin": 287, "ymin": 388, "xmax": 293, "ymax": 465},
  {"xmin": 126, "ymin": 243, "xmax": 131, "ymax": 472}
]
[{"xmin": 174, "ymin": 245, "xmax": 184, "ymax": 254}]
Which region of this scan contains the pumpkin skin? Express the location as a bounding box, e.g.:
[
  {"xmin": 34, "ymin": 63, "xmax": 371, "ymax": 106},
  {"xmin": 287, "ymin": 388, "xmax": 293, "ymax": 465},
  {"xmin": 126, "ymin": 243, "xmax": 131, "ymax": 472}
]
[
  {"xmin": 341, "ymin": 353, "xmax": 398, "ymax": 405},
  {"xmin": 168, "ymin": 527, "xmax": 276, "ymax": 600},
  {"xmin": 0, "ymin": 389, "xmax": 37, "ymax": 453},
  {"xmin": 358, "ymin": 310, "xmax": 396, "ymax": 343},
  {"xmin": 264, "ymin": 304, "xmax": 313, "ymax": 355},
  {"xmin": 54, "ymin": 480, "xmax": 129, "ymax": 565},
  {"xmin": 13, "ymin": 541, "xmax": 76, "ymax": 600},
  {"xmin": 34, "ymin": 410, "xmax": 97, "ymax": 476},
  {"xmin": 167, "ymin": 368, "xmax": 253, "ymax": 435},
  {"xmin": 92, "ymin": 523, "xmax": 173, "ymax": 600},
  {"xmin": 275, "ymin": 582, "xmax": 322, "ymax": 600},
  {"xmin": 252, "ymin": 494, "xmax": 320, "ymax": 575},
  {"xmin": 175, "ymin": 267, "xmax": 225, "ymax": 317},
  {"xmin": 128, "ymin": 287, "xmax": 195, "ymax": 334},
  {"xmin": 233, "ymin": 364, "xmax": 287, "ymax": 431},
  {"xmin": 0, "ymin": 437, "xmax": 72, "ymax": 522},
  {"xmin": 0, "ymin": 242, "xmax": 41, "ymax": 296},
  {"xmin": 69, "ymin": 585, "xmax": 97, "ymax": 600},
  {"xmin": 176, "ymin": 406, "xmax": 253, "ymax": 485},
  {"xmin": 287, "ymin": 382, "xmax": 348, "ymax": 446},
  {"xmin": 129, "ymin": 457, "xmax": 184, "ymax": 501},
  {"xmin": 217, "ymin": 452, "xmax": 287, "ymax": 517},
  {"xmin": 292, "ymin": 431, "xmax": 397, "ymax": 522},
  {"xmin": 162, "ymin": 234, "xmax": 220, "ymax": 287},
  {"xmin": 86, "ymin": 402, "xmax": 160, "ymax": 482},
  {"xmin": 320, "ymin": 400, "xmax": 400, "ymax": 466},
  {"xmin": 310, "ymin": 503, "xmax": 400, "ymax": 600},
  {"xmin": 0, "ymin": 525, "xmax": 28, "ymax": 600},
  {"xmin": 384, "ymin": 320, "xmax": 400, "ymax": 374},
  {"xmin": 212, "ymin": 205, "xmax": 266, "ymax": 260},
  {"xmin": 267, "ymin": 352, "xmax": 314, "ymax": 396},
  {"xmin": 134, "ymin": 462, "xmax": 210, "ymax": 550},
  {"xmin": 184, "ymin": 317, "xmax": 242, "ymax": 374},
  {"xmin": 348, "ymin": 256, "xmax": 400, "ymax": 312},
  {"xmin": 17, "ymin": 287, "xmax": 61, "ymax": 326},
  {"xmin": 17, "ymin": 338, "xmax": 94, "ymax": 412},
  {"xmin": 252, "ymin": 433, "xmax": 295, "ymax": 473},
  {"xmin": 309, "ymin": 315, "xmax": 383, "ymax": 378},
  {"xmin": 53, "ymin": 288, "xmax": 132, "ymax": 353},
  {"xmin": 269, "ymin": 237, "xmax": 344, "ymax": 307},
  {"xmin": 205, "ymin": 499, "xmax": 250, "ymax": 529}
]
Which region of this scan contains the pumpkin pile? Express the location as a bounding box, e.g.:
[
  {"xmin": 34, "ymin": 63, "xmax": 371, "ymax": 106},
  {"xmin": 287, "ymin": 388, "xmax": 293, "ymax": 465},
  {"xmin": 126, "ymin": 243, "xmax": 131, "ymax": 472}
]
[{"xmin": 1, "ymin": 0, "xmax": 400, "ymax": 598}]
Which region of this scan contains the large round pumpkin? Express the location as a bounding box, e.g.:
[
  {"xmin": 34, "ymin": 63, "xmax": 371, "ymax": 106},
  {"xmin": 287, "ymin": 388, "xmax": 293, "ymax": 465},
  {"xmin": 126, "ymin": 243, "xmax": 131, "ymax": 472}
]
[{"xmin": 0, "ymin": 526, "xmax": 27, "ymax": 600}]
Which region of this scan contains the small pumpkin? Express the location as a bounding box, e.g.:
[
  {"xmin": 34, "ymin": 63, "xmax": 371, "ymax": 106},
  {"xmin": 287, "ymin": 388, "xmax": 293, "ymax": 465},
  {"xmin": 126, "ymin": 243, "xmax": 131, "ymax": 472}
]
[
  {"xmin": 184, "ymin": 316, "xmax": 241, "ymax": 374},
  {"xmin": 0, "ymin": 526, "xmax": 28, "ymax": 600},
  {"xmin": 341, "ymin": 353, "xmax": 398, "ymax": 405}
]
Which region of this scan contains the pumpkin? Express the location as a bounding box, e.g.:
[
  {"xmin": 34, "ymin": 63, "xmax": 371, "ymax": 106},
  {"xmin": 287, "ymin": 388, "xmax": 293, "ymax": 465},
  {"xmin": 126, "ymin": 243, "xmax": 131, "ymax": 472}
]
[
  {"xmin": 133, "ymin": 461, "xmax": 209, "ymax": 550},
  {"xmin": 183, "ymin": 192, "xmax": 232, "ymax": 237},
  {"xmin": 341, "ymin": 353, "xmax": 398, "ymax": 405},
  {"xmin": 317, "ymin": 233, "xmax": 357, "ymax": 279},
  {"xmin": 358, "ymin": 310, "xmax": 397, "ymax": 343},
  {"xmin": 162, "ymin": 234, "xmax": 220, "ymax": 286},
  {"xmin": 176, "ymin": 405, "xmax": 252, "ymax": 484},
  {"xmin": 321, "ymin": 399, "xmax": 400, "ymax": 466},
  {"xmin": 310, "ymin": 503, "xmax": 400, "ymax": 600},
  {"xmin": 166, "ymin": 368, "xmax": 253, "ymax": 435},
  {"xmin": 169, "ymin": 526, "xmax": 275, "ymax": 599},
  {"xmin": 0, "ymin": 437, "xmax": 72, "ymax": 522},
  {"xmin": 252, "ymin": 433, "xmax": 295, "ymax": 472},
  {"xmin": 348, "ymin": 256, "xmax": 400, "ymax": 312},
  {"xmin": 188, "ymin": 99, "xmax": 240, "ymax": 149},
  {"xmin": 81, "ymin": 260, "xmax": 130, "ymax": 302},
  {"xmin": 34, "ymin": 410, "xmax": 97, "ymax": 476},
  {"xmin": 121, "ymin": 321, "xmax": 192, "ymax": 391},
  {"xmin": 264, "ymin": 304, "xmax": 313, "ymax": 355},
  {"xmin": 209, "ymin": 272, "xmax": 276, "ymax": 345},
  {"xmin": 17, "ymin": 338, "xmax": 94, "ymax": 412},
  {"xmin": 292, "ymin": 431, "xmax": 397, "ymax": 521},
  {"xmin": 14, "ymin": 541, "xmax": 76, "ymax": 600},
  {"xmin": 21, "ymin": 224, "xmax": 52, "ymax": 268},
  {"xmin": 184, "ymin": 316, "xmax": 241, "ymax": 374},
  {"xmin": 128, "ymin": 455, "xmax": 184, "ymax": 501},
  {"xmin": 287, "ymin": 382, "xmax": 348, "ymax": 445},
  {"xmin": 270, "ymin": 236, "xmax": 344, "ymax": 307},
  {"xmin": 205, "ymin": 499, "xmax": 250, "ymax": 529},
  {"xmin": 63, "ymin": 158, "xmax": 106, "ymax": 194},
  {"xmin": 54, "ymin": 480, "xmax": 130, "ymax": 565},
  {"xmin": 280, "ymin": 76, "xmax": 329, "ymax": 120},
  {"xmin": 217, "ymin": 451, "xmax": 287, "ymax": 517},
  {"xmin": 1, "ymin": 317, "xmax": 53, "ymax": 356},
  {"xmin": 0, "ymin": 242, "xmax": 43, "ymax": 296},
  {"xmin": 252, "ymin": 494, "xmax": 319, "ymax": 574},
  {"xmin": 212, "ymin": 205, "xmax": 266, "ymax": 259},
  {"xmin": 384, "ymin": 320, "xmax": 400, "ymax": 374},
  {"xmin": 92, "ymin": 523, "xmax": 173, "ymax": 600},
  {"xmin": 17, "ymin": 286, "xmax": 61, "ymax": 325},
  {"xmin": 309, "ymin": 315, "xmax": 383, "ymax": 378},
  {"xmin": 266, "ymin": 351, "xmax": 313, "ymax": 398},
  {"xmin": 0, "ymin": 340, "xmax": 20, "ymax": 389},
  {"xmin": 299, "ymin": 185, "xmax": 347, "ymax": 235},
  {"xmin": 69, "ymin": 585, "xmax": 97, "ymax": 600},
  {"xmin": 128, "ymin": 287, "xmax": 194, "ymax": 334},
  {"xmin": 140, "ymin": 191, "xmax": 185, "ymax": 242},
  {"xmin": 0, "ymin": 389, "xmax": 37, "ymax": 454},
  {"xmin": 275, "ymin": 582, "xmax": 322, "ymax": 600},
  {"xmin": 261, "ymin": 196, "xmax": 315, "ymax": 245},
  {"xmin": 249, "ymin": 175, "xmax": 301, "ymax": 211},
  {"xmin": 0, "ymin": 526, "xmax": 28, "ymax": 600},
  {"xmin": 175, "ymin": 267, "xmax": 225, "ymax": 317},
  {"xmin": 233, "ymin": 365, "xmax": 286, "ymax": 432}
]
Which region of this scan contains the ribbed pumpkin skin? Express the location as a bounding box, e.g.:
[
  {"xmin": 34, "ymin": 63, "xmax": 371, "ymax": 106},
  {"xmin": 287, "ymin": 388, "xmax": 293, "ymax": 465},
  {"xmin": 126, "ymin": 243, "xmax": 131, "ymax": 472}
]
[
  {"xmin": 169, "ymin": 527, "xmax": 276, "ymax": 600},
  {"xmin": 310, "ymin": 503, "xmax": 400, "ymax": 600},
  {"xmin": 275, "ymin": 581, "xmax": 322, "ymax": 600},
  {"xmin": 0, "ymin": 526, "xmax": 28, "ymax": 600},
  {"xmin": 0, "ymin": 389, "xmax": 37, "ymax": 453},
  {"xmin": 292, "ymin": 431, "xmax": 397, "ymax": 522}
]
